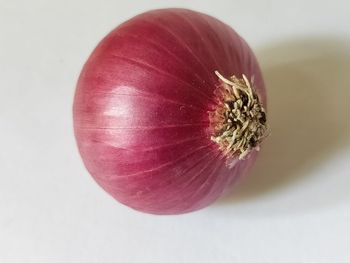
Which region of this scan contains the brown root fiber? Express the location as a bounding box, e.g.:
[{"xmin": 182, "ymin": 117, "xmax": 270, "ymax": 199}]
[{"xmin": 210, "ymin": 71, "xmax": 268, "ymax": 160}]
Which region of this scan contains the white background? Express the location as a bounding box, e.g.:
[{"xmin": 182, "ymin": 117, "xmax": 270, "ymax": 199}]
[{"xmin": 1, "ymin": 0, "xmax": 350, "ymax": 262}]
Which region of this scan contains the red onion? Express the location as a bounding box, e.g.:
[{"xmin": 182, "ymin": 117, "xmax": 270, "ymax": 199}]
[{"xmin": 73, "ymin": 8, "xmax": 267, "ymax": 214}]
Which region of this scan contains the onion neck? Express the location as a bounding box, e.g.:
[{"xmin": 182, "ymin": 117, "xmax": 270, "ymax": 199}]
[{"xmin": 210, "ymin": 71, "xmax": 268, "ymax": 160}]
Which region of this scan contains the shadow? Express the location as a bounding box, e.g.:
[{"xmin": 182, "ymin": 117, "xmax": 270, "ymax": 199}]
[{"xmin": 219, "ymin": 37, "xmax": 350, "ymax": 209}]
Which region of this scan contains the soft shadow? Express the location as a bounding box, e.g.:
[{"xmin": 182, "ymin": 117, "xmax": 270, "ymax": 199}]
[{"xmin": 220, "ymin": 37, "xmax": 350, "ymax": 204}]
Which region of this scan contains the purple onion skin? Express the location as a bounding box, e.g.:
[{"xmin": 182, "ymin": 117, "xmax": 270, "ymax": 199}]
[{"xmin": 73, "ymin": 8, "xmax": 266, "ymax": 215}]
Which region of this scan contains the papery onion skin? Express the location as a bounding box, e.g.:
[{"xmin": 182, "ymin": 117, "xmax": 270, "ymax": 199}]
[{"xmin": 73, "ymin": 8, "xmax": 266, "ymax": 214}]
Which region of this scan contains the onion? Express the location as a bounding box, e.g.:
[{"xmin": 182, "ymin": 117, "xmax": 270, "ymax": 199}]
[{"xmin": 73, "ymin": 8, "xmax": 267, "ymax": 214}]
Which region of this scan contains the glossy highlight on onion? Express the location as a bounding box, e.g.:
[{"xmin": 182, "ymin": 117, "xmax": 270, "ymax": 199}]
[{"xmin": 73, "ymin": 8, "xmax": 267, "ymax": 214}]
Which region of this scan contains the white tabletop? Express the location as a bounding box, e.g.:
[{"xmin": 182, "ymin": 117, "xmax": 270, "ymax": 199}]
[{"xmin": 1, "ymin": 0, "xmax": 350, "ymax": 262}]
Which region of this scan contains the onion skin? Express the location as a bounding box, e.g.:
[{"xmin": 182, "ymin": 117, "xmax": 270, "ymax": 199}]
[{"xmin": 73, "ymin": 8, "xmax": 266, "ymax": 214}]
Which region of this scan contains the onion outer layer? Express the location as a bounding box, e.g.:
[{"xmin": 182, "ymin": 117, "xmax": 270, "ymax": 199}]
[{"xmin": 73, "ymin": 8, "xmax": 267, "ymax": 214}]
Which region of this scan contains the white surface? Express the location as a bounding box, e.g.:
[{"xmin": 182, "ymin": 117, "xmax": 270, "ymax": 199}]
[{"xmin": 1, "ymin": 0, "xmax": 350, "ymax": 262}]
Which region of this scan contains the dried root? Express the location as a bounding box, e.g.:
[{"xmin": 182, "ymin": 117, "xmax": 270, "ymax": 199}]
[{"xmin": 210, "ymin": 71, "xmax": 268, "ymax": 160}]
